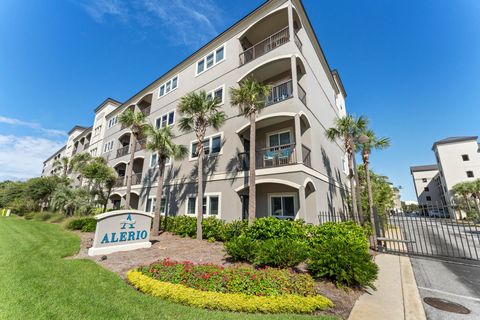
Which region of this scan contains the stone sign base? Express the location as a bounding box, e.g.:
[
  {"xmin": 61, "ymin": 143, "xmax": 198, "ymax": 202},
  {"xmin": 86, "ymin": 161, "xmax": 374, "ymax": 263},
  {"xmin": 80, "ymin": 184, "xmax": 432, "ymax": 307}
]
[{"xmin": 88, "ymin": 241, "xmax": 151, "ymax": 256}]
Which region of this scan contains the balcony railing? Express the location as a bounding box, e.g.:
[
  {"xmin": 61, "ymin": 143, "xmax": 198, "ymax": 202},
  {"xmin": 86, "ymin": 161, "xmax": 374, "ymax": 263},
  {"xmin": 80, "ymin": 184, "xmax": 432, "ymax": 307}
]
[
  {"xmin": 83, "ymin": 142, "xmax": 90, "ymax": 149},
  {"xmin": 114, "ymin": 176, "xmax": 125, "ymax": 188},
  {"xmin": 140, "ymin": 106, "xmax": 151, "ymax": 117},
  {"xmin": 116, "ymin": 145, "xmax": 129, "ymax": 158},
  {"xmin": 131, "ymin": 173, "xmax": 142, "ymax": 185},
  {"xmin": 266, "ymin": 80, "xmax": 293, "ymax": 106},
  {"xmin": 135, "ymin": 139, "xmax": 147, "ymax": 151},
  {"xmin": 239, "ymin": 27, "xmax": 289, "ymax": 66},
  {"xmin": 302, "ymin": 145, "xmax": 311, "ymax": 168},
  {"xmin": 298, "ymin": 83, "xmax": 307, "ymax": 106},
  {"xmin": 294, "ymin": 32, "xmax": 302, "ymax": 52},
  {"xmin": 238, "ymin": 143, "xmax": 297, "ymax": 170}
]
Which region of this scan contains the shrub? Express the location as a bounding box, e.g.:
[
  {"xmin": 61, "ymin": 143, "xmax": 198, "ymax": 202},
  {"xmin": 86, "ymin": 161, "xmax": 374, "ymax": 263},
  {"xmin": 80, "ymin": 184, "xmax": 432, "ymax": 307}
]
[
  {"xmin": 245, "ymin": 217, "xmax": 307, "ymax": 242},
  {"xmin": 223, "ymin": 220, "xmax": 248, "ymax": 241},
  {"xmin": 253, "ymin": 238, "xmax": 308, "ymax": 268},
  {"xmin": 24, "ymin": 212, "xmax": 37, "ymax": 220},
  {"xmin": 202, "ymin": 216, "xmax": 225, "ymax": 241},
  {"xmin": 66, "ymin": 217, "xmax": 97, "ymax": 232},
  {"xmin": 138, "ymin": 259, "xmax": 317, "ymax": 297},
  {"xmin": 48, "ymin": 213, "xmax": 65, "ymax": 223},
  {"xmin": 32, "ymin": 212, "xmax": 53, "ymax": 221},
  {"xmin": 128, "ymin": 270, "xmax": 332, "ymax": 314},
  {"xmin": 307, "ymin": 222, "xmax": 378, "ymax": 288},
  {"xmin": 225, "ymin": 235, "xmax": 259, "ymax": 262}
]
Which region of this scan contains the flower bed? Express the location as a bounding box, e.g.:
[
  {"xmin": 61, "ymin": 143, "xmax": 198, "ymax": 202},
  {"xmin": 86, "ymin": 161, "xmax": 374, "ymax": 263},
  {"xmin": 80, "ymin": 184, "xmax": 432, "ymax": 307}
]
[
  {"xmin": 128, "ymin": 270, "xmax": 333, "ymax": 314},
  {"xmin": 137, "ymin": 258, "xmax": 315, "ymax": 296}
]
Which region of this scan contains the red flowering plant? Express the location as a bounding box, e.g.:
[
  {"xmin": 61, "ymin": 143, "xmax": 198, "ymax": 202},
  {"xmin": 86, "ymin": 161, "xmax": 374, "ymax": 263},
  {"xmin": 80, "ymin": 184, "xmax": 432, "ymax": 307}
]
[{"xmin": 138, "ymin": 258, "xmax": 316, "ymax": 297}]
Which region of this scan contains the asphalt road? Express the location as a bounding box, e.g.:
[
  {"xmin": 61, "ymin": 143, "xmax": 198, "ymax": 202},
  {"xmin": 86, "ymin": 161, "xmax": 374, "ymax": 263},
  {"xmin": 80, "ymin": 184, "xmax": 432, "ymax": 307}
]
[{"xmin": 411, "ymin": 257, "xmax": 480, "ymax": 319}]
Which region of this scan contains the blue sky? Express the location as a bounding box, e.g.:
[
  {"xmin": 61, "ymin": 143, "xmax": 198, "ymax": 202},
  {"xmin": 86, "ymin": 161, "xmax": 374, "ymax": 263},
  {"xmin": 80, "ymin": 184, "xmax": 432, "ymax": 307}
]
[{"xmin": 0, "ymin": 0, "xmax": 479, "ymax": 201}]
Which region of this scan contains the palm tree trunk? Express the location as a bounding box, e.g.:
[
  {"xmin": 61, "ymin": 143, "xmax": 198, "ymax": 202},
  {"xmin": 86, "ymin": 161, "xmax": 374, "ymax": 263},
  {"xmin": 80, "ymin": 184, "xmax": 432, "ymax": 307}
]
[
  {"xmin": 248, "ymin": 113, "xmax": 256, "ymax": 225},
  {"xmin": 347, "ymin": 148, "xmax": 358, "ymax": 221},
  {"xmin": 152, "ymin": 156, "xmax": 165, "ymax": 237},
  {"xmin": 103, "ymin": 187, "xmax": 112, "ymax": 213},
  {"xmin": 125, "ymin": 134, "xmax": 137, "ymax": 210},
  {"xmin": 196, "ymin": 143, "xmax": 204, "ymax": 240},
  {"xmin": 351, "ymin": 140, "xmax": 364, "ymax": 225},
  {"xmin": 364, "ymin": 159, "xmax": 377, "ymax": 246}
]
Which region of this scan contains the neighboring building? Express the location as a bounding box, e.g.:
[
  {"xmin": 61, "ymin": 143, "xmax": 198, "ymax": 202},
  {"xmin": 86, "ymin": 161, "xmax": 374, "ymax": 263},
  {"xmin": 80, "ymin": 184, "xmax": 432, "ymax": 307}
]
[
  {"xmin": 410, "ymin": 136, "xmax": 480, "ymax": 209},
  {"xmin": 42, "ymin": 0, "xmax": 351, "ymax": 224},
  {"xmin": 390, "ymin": 185, "xmax": 402, "ymax": 213}
]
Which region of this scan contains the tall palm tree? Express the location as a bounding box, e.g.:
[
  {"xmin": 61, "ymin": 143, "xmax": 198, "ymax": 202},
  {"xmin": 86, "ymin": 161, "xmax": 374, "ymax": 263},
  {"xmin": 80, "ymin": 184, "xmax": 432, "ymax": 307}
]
[
  {"xmin": 357, "ymin": 129, "xmax": 390, "ymax": 243},
  {"xmin": 118, "ymin": 109, "xmax": 146, "ymax": 209},
  {"xmin": 145, "ymin": 124, "xmax": 187, "ymax": 236},
  {"xmin": 230, "ymin": 76, "xmax": 272, "ymax": 224},
  {"xmin": 452, "ymin": 182, "xmax": 473, "ymax": 211},
  {"xmin": 326, "ymin": 115, "xmax": 368, "ymax": 223},
  {"xmin": 53, "ymin": 157, "xmax": 71, "ymax": 177},
  {"xmin": 178, "ymin": 91, "xmax": 226, "ymax": 240}
]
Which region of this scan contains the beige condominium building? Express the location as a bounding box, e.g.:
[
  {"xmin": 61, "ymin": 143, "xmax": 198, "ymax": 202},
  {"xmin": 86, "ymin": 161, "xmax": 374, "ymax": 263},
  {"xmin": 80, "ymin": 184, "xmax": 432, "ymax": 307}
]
[
  {"xmin": 42, "ymin": 0, "xmax": 351, "ymax": 224},
  {"xmin": 410, "ymin": 136, "xmax": 480, "ymax": 210}
]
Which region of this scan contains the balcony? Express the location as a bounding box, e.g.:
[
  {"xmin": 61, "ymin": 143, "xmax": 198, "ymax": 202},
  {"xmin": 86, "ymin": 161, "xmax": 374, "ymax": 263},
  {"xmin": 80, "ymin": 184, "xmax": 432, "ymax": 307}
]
[
  {"xmin": 298, "ymin": 83, "xmax": 306, "ymax": 106},
  {"xmin": 116, "ymin": 145, "xmax": 129, "ymax": 158},
  {"xmin": 302, "ymin": 145, "xmax": 311, "ymax": 168},
  {"xmin": 266, "ymin": 80, "xmax": 293, "ymax": 106},
  {"xmin": 238, "ymin": 143, "xmax": 297, "ymax": 170},
  {"xmin": 140, "ymin": 106, "xmax": 151, "ymax": 117},
  {"xmin": 131, "ymin": 173, "xmax": 142, "ymax": 185},
  {"xmin": 239, "ymin": 27, "xmax": 289, "ymax": 66},
  {"xmin": 135, "ymin": 139, "xmax": 147, "ymax": 151},
  {"xmin": 114, "ymin": 176, "xmax": 125, "ymax": 188}
]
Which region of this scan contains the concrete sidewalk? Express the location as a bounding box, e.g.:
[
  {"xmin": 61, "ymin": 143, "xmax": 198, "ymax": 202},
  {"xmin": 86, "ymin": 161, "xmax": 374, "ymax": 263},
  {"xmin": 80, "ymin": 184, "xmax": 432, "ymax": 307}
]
[{"xmin": 348, "ymin": 254, "xmax": 426, "ymax": 320}]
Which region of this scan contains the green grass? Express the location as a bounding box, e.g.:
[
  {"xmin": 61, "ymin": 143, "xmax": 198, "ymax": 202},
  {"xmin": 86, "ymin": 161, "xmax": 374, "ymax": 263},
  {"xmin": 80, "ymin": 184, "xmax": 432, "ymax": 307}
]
[{"xmin": 0, "ymin": 217, "xmax": 336, "ymax": 319}]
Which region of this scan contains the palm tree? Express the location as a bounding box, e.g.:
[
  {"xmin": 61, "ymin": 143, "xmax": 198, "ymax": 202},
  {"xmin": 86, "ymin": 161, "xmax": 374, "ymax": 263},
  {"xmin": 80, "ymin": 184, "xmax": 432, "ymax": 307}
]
[
  {"xmin": 70, "ymin": 153, "xmax": 92, "ymax": 186},
  {"xmin": 145, "ymin": 124, "xmax": 187, "ymax": 236},
  {"xmin": 118, "ymin": 109, "xmax": 146, "ymax": 209},
  {"xmin": 326, "ymin": 115, "xmax": 368, "ymax": 223},
  {"xmin": 178, "ymin": 91, "xmax": 226, "ymax": 240},
  {"xmin": 230, "ymin": 76, "xmax": 272, "ymax": 224},
  {"xmin": 452, "ymin": 182, "xmax": 473, "ymax": 211},
  {"xmin": 357, "ymin": 129, "xmax": 390, "ymax": 243},
  {"xmin": 53, "ymin": 157, "xmax": 71, "ymax": 177}
]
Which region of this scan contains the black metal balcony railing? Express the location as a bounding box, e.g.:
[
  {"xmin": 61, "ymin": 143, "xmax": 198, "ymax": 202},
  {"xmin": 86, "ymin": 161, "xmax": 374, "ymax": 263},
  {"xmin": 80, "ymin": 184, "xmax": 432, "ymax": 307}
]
[
  {"xmin": 131, "ymin": 173, "xmax": 142, "ymax": 185},
  {"xmin": 302, "ymin": 145, "xmax": 311, "ymax": 168},
  {"xmin": 238, "ymin": 143, "xmax": 297, "ymax": 170},
  {"xmin": 294, "ymin": 32, "xmax": 302, "ymax": 52},
  {"xmin": 239, "ymin": 27, "xmax": 289, "ymax": 66},
  {"xmin": 266, "ymin": 80, "xmax": 293, "ymax": 106},
  {"xmin": 116, "ymin": 145, "xmax": 129, "ymax": 158},
  {"xmin": 298, "ymin": 83, "xmax": 307, "ymax": 106}
]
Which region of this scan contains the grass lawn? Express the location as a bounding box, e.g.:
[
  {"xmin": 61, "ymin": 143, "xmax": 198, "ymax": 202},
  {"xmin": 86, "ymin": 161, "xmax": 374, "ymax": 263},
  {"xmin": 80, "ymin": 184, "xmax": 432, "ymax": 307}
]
[{"xmin": 0, "ymin": 217, "xmax": 336, "ymax": 320}]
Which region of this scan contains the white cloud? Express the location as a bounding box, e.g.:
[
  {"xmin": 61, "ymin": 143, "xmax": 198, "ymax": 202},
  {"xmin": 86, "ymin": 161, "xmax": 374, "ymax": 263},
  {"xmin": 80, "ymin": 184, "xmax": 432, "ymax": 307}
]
[
  {"xmin": 79, "ymin": 0, "xmax": 224, "ymax": 48},
  {"xmin": 0, "ymin": 135, "xmax": 64, "ymax": 181},
  {"xmin": 0, "ymin": 116, "xmax": 67, "ymax": 137}
]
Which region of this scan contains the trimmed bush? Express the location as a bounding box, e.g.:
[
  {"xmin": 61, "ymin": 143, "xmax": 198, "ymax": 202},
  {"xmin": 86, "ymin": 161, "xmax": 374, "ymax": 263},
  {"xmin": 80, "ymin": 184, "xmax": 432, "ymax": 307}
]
[
  {"xmin": 169, "ymin": 216, "xmax": 196, "ymax": 238},
  {"xmin": 223, "ymin": 220, "xmax": 248, "ymax": 241},
  {"xmin": 128, "ymin": 270, "xmax": 333, "ymax": 314},
  {"xmin": 244, "ymin": 217, "xmax": 307, "ymax": 242},
  {"xmin": 202, "ymin": 216, "xmax": 226, "ymax": 241},
  {"xmin": 307, "ymin": 222, "xmax": 378, "ymax": 288},
  {"xmin": 66, "ymin": 217, "xmax": 97, "ymax": 232},
  {"xmin": 139, "ymin": 259, "xmax": 316, "ymax": 296},
  {"xmin": 253, "ymin": 238, "xmax": 308, "ymax": 268},
  {"xmin": 224, "ymin": 235, "xmax": 259, "ymax": 262}
]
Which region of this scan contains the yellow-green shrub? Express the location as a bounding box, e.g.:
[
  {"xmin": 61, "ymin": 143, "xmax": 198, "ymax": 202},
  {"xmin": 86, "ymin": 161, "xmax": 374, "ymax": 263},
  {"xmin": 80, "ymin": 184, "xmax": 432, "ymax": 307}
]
[{"xmin": 127, "ymin": 271, "xmax": 333, "ymax": 314}]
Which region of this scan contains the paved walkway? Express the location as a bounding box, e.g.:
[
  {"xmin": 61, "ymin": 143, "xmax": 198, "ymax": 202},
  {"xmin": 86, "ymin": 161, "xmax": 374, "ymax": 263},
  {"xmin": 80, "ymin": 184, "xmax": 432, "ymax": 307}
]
[{"xmin": 349, "ymin": 254, "xmax": 426, "ymax": 320}]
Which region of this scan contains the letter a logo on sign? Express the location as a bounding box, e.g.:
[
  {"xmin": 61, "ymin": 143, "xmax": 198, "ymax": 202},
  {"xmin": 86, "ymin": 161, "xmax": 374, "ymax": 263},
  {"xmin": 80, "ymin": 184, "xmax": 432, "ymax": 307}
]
[{"xmin": 120, "ymin": 214, "xmax": 136, "ymax": 230}]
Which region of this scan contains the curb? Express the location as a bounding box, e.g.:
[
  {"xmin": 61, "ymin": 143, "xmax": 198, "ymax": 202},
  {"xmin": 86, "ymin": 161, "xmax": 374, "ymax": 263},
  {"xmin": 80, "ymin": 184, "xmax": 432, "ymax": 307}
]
[{"xmin": 400, "ymin": 256, "xmax": 426, "ymax": 320}]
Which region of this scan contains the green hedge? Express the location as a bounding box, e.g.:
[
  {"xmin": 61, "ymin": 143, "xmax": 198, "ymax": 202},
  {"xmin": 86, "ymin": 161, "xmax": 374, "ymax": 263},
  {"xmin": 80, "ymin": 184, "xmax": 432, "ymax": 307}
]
[{"xmin": 66, "ymin": 217, "xmax": 97, "ymax": 232}]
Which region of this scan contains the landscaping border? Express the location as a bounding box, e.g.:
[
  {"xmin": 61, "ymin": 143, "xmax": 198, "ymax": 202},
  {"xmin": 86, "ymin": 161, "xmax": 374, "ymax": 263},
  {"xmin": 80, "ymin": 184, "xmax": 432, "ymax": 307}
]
[{"xmin": 127, "ymin": 271, "xmax": 333, "ymax": 314}]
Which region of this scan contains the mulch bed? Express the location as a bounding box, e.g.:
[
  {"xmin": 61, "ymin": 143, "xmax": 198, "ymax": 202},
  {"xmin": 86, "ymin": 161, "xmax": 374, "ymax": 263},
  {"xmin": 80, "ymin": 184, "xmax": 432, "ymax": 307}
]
[{"xmin": 72, "ymin": 231, "xmax": 364, "ymax": 319}]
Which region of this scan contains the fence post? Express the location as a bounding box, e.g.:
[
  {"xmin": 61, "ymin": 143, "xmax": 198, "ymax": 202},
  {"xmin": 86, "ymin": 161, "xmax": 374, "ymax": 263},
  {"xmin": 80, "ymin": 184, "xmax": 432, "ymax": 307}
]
[{"xmin": 372, "ymin": 206, "xmax": 381, "ymax": 251}]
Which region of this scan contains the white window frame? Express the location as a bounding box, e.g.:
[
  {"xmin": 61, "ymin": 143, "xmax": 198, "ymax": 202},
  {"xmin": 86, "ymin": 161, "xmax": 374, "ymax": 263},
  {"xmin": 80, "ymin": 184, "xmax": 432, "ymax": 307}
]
[
  {"xmin": 107, "ymin": 116, "xmax": 118, "ymax": 129},
  {"xmin": 90, "ymin": 148, "xmax": 97, "ymax": 157},
  {"xmin": 145, "ymin": 196, "xmax": 167, "ymax": 215},
  {"xmin": 267, "ymin": 193, "xmax": 297, "ymax": 219},
  {"xmin": 206, "ymin": 85, "xmax": 225, "ymax": 105},
  {"xmin": 94, "ymin": 125, "xmax": 102, "ymax": 137},
  {"xmin": 266, "ymin": 128, "xmax": 293, "ymax": 147},
  {"xmin": 158, "ymin": 75, "xmax": 179, "ymax": 98},
  {"xmin": 195, "ymin": 44, "xmax": 226, "ymax": 76},
  {"xmin": 189, "ymin": 132, "xmax": 223, "ymax": 161},
  {"xmin": 150, "ymin": 153, "xmax": 171, "ymax": 167},
  {"xmin": 155, "ymin": 110, "xmax": 176, "ymax": 129},
  {"xmin": 184, "ymin": 192, "xmax": 221, "ymax": 217},
  {"xmin": 103, "ymin": 140, "xmax": 114, "ymax": 153}
]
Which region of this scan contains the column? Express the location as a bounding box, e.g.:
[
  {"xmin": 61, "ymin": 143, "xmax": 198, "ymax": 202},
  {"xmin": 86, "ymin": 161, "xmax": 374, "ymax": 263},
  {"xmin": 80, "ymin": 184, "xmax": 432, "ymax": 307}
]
[
  {"xmin": 291, "ymin": 55, "xmax": 298, "ymax": 98},
  {"xmin": 298, "ymin": 185, "xmax": 307, "ymax": 221},
  {"xmin": 287, "ymin": 2, "xmax": 294, "ymax": 43},
  {"xmin": 294, "ymin": 113, "xmax": 303, "ymax": 164}
]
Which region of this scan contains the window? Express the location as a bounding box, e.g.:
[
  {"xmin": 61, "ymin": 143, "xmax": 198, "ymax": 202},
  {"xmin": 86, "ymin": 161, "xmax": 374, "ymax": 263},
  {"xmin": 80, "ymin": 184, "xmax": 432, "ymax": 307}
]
[
  {"xmin": 467, "ymin": 171, "xmax": 474, "ymax": 178},
  {"xmin": 186, "ymin": 194, "xmax": 221, "ymax": 216},
  {"xmin": 190, "ymin": 134, "xmax": 222, "ymax": 159},
  {"xmin": 159, "ymin": 75, "xmax": 179, "ymax": 97},
  {"xmin": 195, "ymin": 44, "xmax": 225, "ymax": 76},
  {"xmin": 268, "ymin": 130, "xmax": 292, "ymax": 147},
  {"xmin": 462, "ymin": 154, "xmax": 470, "ymax": 161},
  {"xmin": 103, "ymin": 141, "xmax": 114, "ymax": 153},
  {"xmin": 424, "ymin": 187, "xmax": 429, "ymax": 192},
  {"xmin": 155, "ymin": 111, "xmax": 175, "ymax": 128},
  {"xmin": 146, "ymin": 197, "xmax": 166, "ymax": 215},
  {"xmin": 107, "ymin": 116, "xmax": 118, "ymax": 128},
  {"xmin": 426, "ymin": 196, "xmax": 432, "ymax": 201},
  {"xmin": 94, "ymin": 125, "xmax": 102, "ymax": 137},
  {"xmin": 269, "ymin": 194, "xmax": 296, "ymax": 218},
  {"xmin": 150, "ymin": 153, "xmax": 170, "ymax": 167},
  {"xmin": 90, "ymin": 148, "xmax": 97, "ymax": 157},
  {"xmin": 422, "ymin": 178, "xmax": 428, "ymax": 183},
  {"xmin": 206, "ymin": 86, "xmax": 224, "ymax": 104}
]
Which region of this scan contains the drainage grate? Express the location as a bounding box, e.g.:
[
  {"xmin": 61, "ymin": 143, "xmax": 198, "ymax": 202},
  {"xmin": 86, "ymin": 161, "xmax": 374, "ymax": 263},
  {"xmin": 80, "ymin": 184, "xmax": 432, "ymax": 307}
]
[{"xmin": 424, "ymin": 297, "xmax": 471, "ymax": 314}]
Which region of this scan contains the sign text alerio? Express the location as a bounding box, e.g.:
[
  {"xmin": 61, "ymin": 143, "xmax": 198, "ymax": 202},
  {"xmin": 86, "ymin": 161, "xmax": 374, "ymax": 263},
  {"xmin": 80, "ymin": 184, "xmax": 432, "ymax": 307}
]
[{"xmin": 88, "ymin": 210, "xmax": 154, "ymax": 256}]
